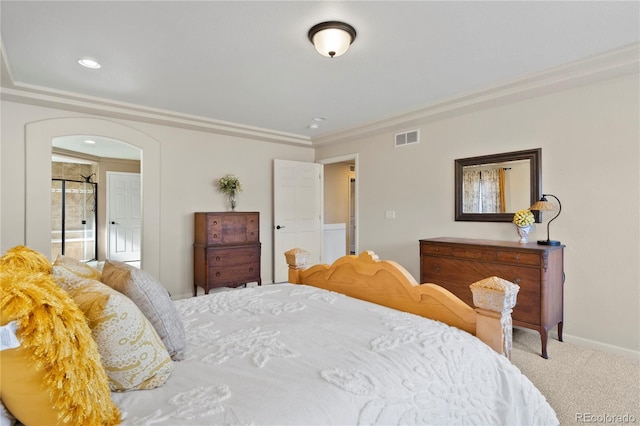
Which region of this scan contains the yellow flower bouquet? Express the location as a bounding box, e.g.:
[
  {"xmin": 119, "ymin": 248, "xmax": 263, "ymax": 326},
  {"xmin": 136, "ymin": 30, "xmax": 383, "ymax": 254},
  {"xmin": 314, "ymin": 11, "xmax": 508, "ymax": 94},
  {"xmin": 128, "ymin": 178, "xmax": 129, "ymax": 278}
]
[{"xmin": 512, "ymin": 209, "xmax": 535, "ymax": 227}]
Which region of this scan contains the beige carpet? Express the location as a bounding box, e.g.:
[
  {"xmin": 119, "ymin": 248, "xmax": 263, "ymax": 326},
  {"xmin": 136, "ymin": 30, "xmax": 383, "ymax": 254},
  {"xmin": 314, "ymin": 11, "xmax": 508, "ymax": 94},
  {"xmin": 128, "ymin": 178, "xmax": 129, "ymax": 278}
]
[{"xmin": 511, "ymin": 328, "xmax": 640, "ymax": 425}]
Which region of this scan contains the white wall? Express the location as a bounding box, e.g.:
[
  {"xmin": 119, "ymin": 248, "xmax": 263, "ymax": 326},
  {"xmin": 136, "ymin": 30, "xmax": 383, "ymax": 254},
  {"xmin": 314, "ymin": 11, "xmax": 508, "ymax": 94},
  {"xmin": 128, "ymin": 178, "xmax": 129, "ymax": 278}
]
[
  {"xmin": 315, "ymin": 73, "xmax": 640, "ymax": 355},
  {"xmin": 0, "ymin": 101, "xmax": 314, "ymax": 299}
]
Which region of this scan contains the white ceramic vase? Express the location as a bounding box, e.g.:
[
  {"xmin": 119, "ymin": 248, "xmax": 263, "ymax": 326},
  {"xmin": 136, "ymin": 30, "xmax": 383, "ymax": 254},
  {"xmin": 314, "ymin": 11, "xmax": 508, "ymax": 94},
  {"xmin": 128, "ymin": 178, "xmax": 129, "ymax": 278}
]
[{"xmin": 516, "ymin": 225, "xmax": 532, "ymax": 243}]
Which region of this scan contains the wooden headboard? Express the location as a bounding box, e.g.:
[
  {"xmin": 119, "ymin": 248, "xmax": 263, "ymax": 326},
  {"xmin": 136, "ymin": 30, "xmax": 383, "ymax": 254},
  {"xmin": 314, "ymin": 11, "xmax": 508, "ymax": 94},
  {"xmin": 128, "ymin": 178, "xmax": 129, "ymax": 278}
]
[{"xmin": 285, "ymin": 249, "xmax": 519, "ymax": 359}]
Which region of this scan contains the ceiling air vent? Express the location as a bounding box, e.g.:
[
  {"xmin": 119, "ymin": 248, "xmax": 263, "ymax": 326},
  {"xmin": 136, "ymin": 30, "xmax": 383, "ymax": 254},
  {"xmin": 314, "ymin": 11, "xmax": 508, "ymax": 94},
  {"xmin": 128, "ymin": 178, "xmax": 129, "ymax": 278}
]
[{"xmin": 394, "ymin": 129, "xmax": 420, "ymax": 147}]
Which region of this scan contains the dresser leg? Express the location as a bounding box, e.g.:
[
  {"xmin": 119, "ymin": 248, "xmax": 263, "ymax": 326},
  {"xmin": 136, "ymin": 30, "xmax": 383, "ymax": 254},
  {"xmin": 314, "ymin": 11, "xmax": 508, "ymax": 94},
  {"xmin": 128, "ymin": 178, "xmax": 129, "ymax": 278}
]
[
  {"xmin": 540, "ymin": 328, "xmax": 549, "ymax": 359},
  {"xmin": 557, "ymin": 322, "xmax": 564, "ymax": 342},
  {"xmin": 193, "ymin": 285, "xmax": 197, "ymax": 297}
]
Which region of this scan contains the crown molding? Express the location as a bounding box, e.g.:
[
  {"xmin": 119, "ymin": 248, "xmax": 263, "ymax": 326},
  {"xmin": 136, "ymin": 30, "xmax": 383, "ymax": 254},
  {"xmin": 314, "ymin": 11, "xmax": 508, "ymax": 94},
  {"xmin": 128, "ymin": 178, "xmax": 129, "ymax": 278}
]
[
  {"xmin": 0, "ymin": 85, "xmax": 313, "ymax": 146},
  {"xmin": 2, "ymin": 43, "xmax": 637, "ymax": 148},
  {"xmin": 0, "ymin": 46, "xmax": 312, "ymax": 147},
  {"xmin": 312, "ymin": 43, "xmax": 640, "ymax": 147}
]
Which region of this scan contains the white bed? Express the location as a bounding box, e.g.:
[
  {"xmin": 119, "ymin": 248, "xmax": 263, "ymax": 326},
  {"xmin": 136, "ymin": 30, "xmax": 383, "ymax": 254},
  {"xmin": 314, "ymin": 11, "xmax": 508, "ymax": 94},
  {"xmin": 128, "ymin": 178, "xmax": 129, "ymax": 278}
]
[{"xmin": 111, "ymin": 281, "xmax": 557, "ymax": 425}]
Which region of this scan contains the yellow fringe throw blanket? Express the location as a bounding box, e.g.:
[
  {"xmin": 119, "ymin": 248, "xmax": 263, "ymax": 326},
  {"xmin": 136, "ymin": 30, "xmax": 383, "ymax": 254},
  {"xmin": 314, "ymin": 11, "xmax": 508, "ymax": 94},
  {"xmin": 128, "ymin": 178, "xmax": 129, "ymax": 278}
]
[{"xmin": 0, "ymin": 246, "xmax": 121, "ymax": 425}]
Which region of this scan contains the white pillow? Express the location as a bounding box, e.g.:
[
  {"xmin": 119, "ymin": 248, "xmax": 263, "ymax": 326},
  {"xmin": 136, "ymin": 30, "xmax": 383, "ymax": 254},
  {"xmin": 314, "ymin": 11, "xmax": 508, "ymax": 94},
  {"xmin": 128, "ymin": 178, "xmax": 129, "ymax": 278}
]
[{"xmin": 101, "ymin": 260, "xmax": 187, "ymax": 361}]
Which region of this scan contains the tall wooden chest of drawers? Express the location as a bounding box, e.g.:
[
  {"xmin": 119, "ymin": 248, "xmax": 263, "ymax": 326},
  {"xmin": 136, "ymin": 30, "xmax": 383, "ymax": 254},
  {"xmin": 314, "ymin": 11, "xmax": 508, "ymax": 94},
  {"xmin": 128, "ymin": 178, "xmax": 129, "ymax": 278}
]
[
  {"xmin": 194, "ymin": 212, "xmax": 261, "ymax": 295},
  {"xmin": 419, "ymin": 237, "xmax": 564, "ymax": 358}
]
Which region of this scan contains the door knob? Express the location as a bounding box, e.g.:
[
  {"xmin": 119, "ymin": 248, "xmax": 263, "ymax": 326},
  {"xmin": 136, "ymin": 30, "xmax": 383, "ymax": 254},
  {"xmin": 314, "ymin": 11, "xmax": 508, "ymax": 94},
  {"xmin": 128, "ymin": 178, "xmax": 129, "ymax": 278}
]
[
  {"xmin": 111, "ymin": 221, "xmax": 118, "ymax": 225},
  {"xmin": 276, "ymin": 225, "xmax": 286, "ymax": 229}
]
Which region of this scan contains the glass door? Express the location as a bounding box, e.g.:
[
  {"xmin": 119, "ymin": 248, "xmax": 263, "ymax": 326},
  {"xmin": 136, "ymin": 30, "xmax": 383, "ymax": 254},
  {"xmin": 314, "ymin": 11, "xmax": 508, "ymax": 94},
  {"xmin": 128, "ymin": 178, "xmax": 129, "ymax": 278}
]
[{"xmin": 51, "ymin": 179, "xmax": 98, "ymax": 261}]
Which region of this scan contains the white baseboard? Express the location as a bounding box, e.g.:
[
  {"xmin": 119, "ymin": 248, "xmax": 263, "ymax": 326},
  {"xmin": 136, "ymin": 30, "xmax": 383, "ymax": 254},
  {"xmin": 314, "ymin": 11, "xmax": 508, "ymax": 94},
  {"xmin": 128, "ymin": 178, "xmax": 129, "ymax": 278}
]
[{"xmin": 547, "ymin": 330, "xmax": 640, "ymax": 360}]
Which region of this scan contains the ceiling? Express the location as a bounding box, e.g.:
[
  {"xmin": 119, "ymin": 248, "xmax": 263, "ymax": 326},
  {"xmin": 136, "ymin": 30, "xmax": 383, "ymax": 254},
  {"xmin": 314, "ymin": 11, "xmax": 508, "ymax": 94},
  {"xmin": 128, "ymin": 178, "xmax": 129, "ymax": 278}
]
[
  {"xmin": 52, "ymin": 135, "xmax": 142, "ymax": 161},
  {"xmin": 1, "ymin": 1, "xmax": 639, "ymax": 144}
]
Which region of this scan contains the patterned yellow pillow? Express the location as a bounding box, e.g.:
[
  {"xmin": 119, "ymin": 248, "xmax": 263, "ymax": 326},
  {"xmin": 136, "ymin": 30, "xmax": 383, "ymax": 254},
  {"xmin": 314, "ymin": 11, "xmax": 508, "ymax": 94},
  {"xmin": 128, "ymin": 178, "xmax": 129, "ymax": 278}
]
[
  {"xmin": 52, "ymin": 254, "xmax": 102, "ymax": 281},
  {"xmin": 56, "ymin": 274, "xmax": 174, "ymax": 391},
  {"xmin": 0, "ymin": 269, "xmax": 120, "ymax": 426}
]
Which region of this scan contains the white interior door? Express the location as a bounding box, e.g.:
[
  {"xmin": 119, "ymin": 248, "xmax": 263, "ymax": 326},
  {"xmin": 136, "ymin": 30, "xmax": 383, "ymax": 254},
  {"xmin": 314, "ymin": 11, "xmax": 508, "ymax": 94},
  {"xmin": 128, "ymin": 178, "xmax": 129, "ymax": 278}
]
[
  {"xmin": 107, "ymin": 172, "xmax": 141, "ymax": 262},
  {"xmin": 273, "ymin": 159, "xmax": 323, "ymax": 283}
]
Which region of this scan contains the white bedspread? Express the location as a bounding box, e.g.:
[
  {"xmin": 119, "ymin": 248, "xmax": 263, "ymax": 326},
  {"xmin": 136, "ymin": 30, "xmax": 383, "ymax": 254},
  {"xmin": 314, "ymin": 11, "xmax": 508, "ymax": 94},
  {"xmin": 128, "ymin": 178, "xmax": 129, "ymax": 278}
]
[{"xmin": 111, "ymin": 284, "xmax": 558, "ymax": 425}]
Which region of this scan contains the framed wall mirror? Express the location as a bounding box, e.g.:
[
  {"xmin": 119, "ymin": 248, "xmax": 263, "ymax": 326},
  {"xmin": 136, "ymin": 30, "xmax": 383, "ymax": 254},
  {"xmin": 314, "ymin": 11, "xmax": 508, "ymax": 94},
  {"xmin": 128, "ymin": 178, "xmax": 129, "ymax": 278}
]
[{"xmin": 455, "ymin": 148, "xmax": 541, "ymax": 222}]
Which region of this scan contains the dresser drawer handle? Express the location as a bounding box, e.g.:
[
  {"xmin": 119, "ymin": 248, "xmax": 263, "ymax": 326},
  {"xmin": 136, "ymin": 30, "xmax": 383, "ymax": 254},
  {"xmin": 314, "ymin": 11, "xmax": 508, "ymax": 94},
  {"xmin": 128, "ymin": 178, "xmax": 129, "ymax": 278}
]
[
  {"xmin": 513, "ymin": 278, "xmax": 521, "ymax": 284},
  {"xmin": 435, "ymin": 247, "xmax": 440, "ymax": 252},
  {"xmin": 216, "ymin": 256, "xmax": 221, "ymax": 261},
  {"xmin": 213, "ymin": 234, "xmax": 218, "ymax": 238},
  {"xmin": 213, "ymin": 220, "xmax": 218, "ymax": 225},
  {"xmin": 216, "ymin": 272, "xmax": 221, "ymax": 277},
  {"xmin": 434, "ymin": 266, "xmax": 440, "ymax": 273},
  {"xmin": 249, "ymin": 267, "xmax": 254, "ymax": 272}
]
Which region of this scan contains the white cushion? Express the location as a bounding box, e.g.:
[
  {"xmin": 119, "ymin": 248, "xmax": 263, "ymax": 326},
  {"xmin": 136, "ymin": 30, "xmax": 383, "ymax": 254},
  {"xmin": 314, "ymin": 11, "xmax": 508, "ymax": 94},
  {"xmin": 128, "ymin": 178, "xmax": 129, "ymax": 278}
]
[{"xmin": 101, "ymin": 260, "xmax": 187, "ymax": 361}]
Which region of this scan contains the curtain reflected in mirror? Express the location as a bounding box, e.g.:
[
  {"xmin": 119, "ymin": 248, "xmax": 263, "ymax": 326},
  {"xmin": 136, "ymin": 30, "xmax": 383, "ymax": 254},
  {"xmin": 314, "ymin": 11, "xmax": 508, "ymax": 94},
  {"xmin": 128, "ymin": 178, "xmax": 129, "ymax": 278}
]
[
  {"xmin": 455, "ymin": 149, "xmax": 541, "ymax": 222},
  {"xmin": 462, "ymin": 167, "xmax": 505, "ymax": 213}
]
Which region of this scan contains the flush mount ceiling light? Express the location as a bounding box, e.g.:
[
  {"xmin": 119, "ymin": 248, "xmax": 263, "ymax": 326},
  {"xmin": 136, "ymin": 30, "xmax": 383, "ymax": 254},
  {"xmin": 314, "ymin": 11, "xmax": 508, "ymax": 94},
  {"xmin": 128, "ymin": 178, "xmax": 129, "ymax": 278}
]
[
  {"xmin": 78, "ymin": 58, "xmax": 101, "ymax": 69},
  {"xmin": 308, "ymin": 21, "xmax": 356, "ymax": 58}
]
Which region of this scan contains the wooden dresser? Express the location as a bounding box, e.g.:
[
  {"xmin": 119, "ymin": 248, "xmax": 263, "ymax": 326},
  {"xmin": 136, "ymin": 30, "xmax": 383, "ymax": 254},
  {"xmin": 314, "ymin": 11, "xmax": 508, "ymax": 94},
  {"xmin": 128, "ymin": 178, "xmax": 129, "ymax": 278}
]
[
  {"xmin": 193, "ymin": 212, "xmax": 261, "ymax": 295},
  {"xmin": 419, "ymin": 237, "xmax": 565, "ymax": 358}
]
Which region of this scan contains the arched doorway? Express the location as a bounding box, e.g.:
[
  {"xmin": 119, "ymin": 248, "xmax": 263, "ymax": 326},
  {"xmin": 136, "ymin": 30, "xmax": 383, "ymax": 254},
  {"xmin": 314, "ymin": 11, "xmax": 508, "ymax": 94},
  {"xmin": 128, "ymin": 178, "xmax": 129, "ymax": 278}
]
[
  {"xmin": 51, "ymin": 135, "xmax": 141, "ymax": 264},
  {"xmin": 25, "ymin": 117, "xmax": 161, "ymax": 277}
]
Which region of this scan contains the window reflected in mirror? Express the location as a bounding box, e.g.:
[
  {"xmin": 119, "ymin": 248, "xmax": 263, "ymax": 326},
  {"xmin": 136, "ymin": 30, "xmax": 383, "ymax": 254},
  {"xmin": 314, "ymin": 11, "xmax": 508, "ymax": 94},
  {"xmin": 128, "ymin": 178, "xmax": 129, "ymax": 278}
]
[{"xmin": 461, "ymin": 159, "xmax": 530, "ymax": 214}]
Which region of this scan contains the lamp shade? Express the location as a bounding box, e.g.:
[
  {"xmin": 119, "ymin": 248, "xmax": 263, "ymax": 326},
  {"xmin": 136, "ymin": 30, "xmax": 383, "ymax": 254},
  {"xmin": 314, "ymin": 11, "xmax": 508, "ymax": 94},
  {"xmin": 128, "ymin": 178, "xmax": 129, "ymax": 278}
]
[
  {"xmin": 529, "ymin": 198, "xmax": 556, "ymax": 211},
  {"xmin": 308, "ymin": 21, "xmax": 356, "ymax": 58}
]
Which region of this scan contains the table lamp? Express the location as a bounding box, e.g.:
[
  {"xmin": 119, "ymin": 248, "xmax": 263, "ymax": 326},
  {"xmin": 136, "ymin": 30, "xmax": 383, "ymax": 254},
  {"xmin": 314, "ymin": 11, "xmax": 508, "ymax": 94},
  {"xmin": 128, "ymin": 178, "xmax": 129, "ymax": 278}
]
[{"xmin": 529, "ymin": 194, "xmax": 562, "ymax": 246}]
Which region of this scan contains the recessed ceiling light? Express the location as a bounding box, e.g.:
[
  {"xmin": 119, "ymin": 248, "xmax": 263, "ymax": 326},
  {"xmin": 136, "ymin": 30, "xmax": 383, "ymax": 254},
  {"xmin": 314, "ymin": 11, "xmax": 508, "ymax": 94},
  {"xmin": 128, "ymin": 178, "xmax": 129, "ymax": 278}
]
[
  {"xmin": 308, "ymin": 124, "xmax": 319, "ymax": 129},
  {"xmin": 313, "ymin": 117, "xmax": 326, "ymax": 122},
  {"xmin": 84, "ymin": 139, "xmax": 96, "ymax": 145},
  {"xmin": 78, "ymin": 58, "xmax": 101, "ymax": 69}
]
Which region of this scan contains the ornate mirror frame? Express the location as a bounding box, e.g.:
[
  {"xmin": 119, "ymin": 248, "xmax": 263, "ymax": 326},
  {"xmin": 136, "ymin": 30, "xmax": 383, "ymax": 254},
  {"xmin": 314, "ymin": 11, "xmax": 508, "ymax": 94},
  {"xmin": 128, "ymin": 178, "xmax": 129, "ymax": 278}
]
[{"xmin": 454, "ymin": 148, "xmax": 542, "ymax": 222}]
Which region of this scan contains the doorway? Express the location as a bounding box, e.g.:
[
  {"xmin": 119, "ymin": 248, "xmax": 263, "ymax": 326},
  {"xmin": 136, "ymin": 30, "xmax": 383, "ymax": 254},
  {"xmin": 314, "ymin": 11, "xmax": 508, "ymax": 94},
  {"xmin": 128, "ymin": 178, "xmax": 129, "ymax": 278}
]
[
  {"xmin": 51, "ymin": 134, "xmax": 141, "ymax": 263},
  {"xmin": 319, "ymin": 154, "xmax": 358, "ymax": 260},
  {"xmin": 26, "ymin": 117, "xmax": 161, "ymax": 277}
]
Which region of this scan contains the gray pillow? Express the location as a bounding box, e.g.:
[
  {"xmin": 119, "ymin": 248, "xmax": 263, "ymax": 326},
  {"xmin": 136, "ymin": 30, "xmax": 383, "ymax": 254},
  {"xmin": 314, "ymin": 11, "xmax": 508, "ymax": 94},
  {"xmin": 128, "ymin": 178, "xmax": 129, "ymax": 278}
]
[{"xmin": 101, "ymin": 260, "xmax": 186, "ymax": 361}]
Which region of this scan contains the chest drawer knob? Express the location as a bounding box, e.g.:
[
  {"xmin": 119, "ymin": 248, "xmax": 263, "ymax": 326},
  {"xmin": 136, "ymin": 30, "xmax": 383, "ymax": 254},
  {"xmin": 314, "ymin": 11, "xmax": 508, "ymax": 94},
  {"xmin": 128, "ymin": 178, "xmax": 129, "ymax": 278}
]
[
  {"xmin": 213, "ymin": 233, "xmax": 218, "ymax": 239},
  {"xmin": 513, "ymin": 277, "xmax": 521, "ymax": 284},
  {"xmin": 515, "ymin": 254, "xmax": 521, "ymax": 260},
  {"xmin": 216, "ymin": 256, "xmax": 221, "ymax": 261},
  {"xmin": 434, "ymin": 266, "xmax": 440, "ymax": 273},
  {"xmin": 249, "ymin": 267, "xmax": 254, "ymax": 272},
  {"xmin": 216, "ymin": 271, "xmax": 221, "ymax": 277}
]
